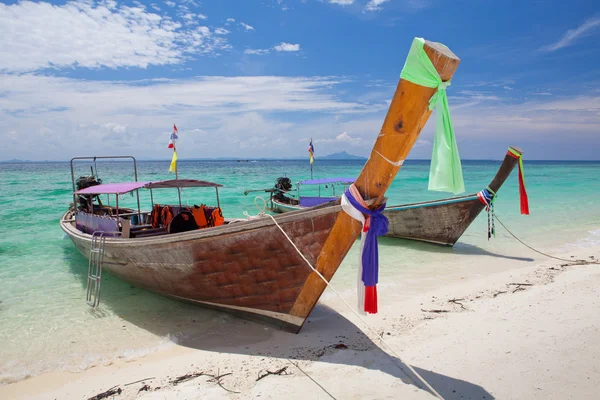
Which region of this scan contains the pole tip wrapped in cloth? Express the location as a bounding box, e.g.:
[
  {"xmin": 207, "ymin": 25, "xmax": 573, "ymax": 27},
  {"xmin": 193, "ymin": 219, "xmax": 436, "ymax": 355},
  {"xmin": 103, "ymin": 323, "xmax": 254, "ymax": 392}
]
[
  {"xmin": 341, "ymin": 184, "xmax": 388, "ymax": 314},
  {"xmin": 507, "ymin": 147, "xmax": 529, "ymax": 215},
  {"xmin": 400, "ymin": 37, "xmax": 465, "ymax": 195}
]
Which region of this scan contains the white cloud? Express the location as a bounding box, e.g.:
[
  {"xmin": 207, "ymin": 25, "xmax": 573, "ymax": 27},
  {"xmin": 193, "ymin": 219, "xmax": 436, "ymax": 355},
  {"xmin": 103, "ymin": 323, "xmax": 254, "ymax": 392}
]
[
  {"xmin": 165, "ymin": 1, "xmax": 176, "ymax": 7},
  {"xmin": 446, "ymin": 95, "xmax": 600, "ymax": 142},
  {"xmin": 0, "ymin": 74, "xmax": 377, "ymax": 159},
  {"xmin": 365, "ymin": 0, "xmax": 390, "ymax": 11},
  {"xmin": 102, "ymin": 122, "xmax": 127, "ymax": 133},
  {"xmin": 245, "ymin": 42, "xmax": 301, "ymax": 55},
  {"xmin": 540, "ymin": 17, "xmax": 600, "ymax": 52},
  {"xmin": 329, "ymin": 0, "xmax": 354, "ymax": 4},
  {"xmin": 181, "ymin": 13, "xmax": 207, "ymax": 25},
  {"xmin": 244, "ymin": 49, "xmax": 270, "ymax": 55},
  {"xmin": 1, "ymin": 69, "xmax": 599, "ymax": 160},
  {"xmin": 240, "ymin": 22, "xmax": 255, "ymax": 31},
  {"xmin": 226, "ymin": 17, "xmax": 235, "ymax": 24},
  {"xmin": 274, "ymin": 42, "xmax": 300, "ymax": 52},
  {"xmin": 0, "ymin": 1, "xmax": 228, "ymax": 73},
  {"xmin": 315, "ymin": 132, "xmax": 363, "ymax": 145},
  {"xmin": 214, "ymin": 28, "xmax": 230, "ymax": 35},
  {"xmin": 178, "ymin": 26, "xmax": 231, "ymax": 55},
  {"xmin": 454, "ymin": 90, "xmax": 501, "ymax": 102},
  {"xmin": 181, "ymin": 12, "xmax": 195, "ymax": 24}
]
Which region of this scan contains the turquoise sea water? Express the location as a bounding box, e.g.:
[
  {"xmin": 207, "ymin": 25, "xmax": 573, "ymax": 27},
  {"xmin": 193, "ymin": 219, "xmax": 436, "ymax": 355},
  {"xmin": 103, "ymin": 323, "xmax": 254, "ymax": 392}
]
[{"xmin": 1, "ymin": 158, "xmax": 599, "ymax": 383}]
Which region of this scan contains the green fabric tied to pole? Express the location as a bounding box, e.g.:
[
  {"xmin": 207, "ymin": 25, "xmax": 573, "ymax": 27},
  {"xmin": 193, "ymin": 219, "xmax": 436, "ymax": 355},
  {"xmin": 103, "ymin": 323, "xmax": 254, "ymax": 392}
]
[{"xmin": 400, "ymin": 37, "xmax": 465, "ymax": 194}]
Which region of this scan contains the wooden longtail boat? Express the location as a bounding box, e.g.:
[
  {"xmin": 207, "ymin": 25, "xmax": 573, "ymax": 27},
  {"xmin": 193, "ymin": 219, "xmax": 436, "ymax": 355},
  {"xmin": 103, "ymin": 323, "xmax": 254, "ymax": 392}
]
[
  {"xmin": 264, "ymin": 147, "xmax": 523, "ymax": 246},
  {"xmin": 61, "ymin": 38, "xmax": 460, "ymax": 333},
  {"xmin": 384, "ymin": 147, "xmax": 522, "ymax": 246}
]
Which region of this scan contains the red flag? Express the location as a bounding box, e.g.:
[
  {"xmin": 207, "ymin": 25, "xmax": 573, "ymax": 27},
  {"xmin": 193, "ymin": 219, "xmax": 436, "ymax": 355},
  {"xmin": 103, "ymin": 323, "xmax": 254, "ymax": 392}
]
[{"xmin": 168, "ymin": 124, "xmax": 178, "ymax": 149}]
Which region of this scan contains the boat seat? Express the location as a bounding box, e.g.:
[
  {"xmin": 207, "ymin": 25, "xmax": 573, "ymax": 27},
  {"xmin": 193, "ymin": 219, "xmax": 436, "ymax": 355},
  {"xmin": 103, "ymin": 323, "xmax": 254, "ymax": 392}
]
[
  {"xmin": 168, "ymin": 211, "xmax": 198, "ymax": 234},
  {"xmin": 299, "ymin": 196, "xmax": 338, "ymax": 207},
  {"xmin": 130, "ymin": 224, "xmax": 153, "ymax": 232},
  {"xmin": 130, "ymin": 227, "xmax": 168, "ymax": 238}
]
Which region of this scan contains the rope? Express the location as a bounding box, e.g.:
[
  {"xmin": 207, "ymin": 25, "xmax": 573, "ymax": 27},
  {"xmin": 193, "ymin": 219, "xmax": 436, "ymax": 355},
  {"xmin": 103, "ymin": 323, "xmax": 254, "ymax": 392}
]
[
  {"xmin": 373, "ymin": 150, "xmax": 404, "ymax": 167},
  {"xmin": 242, "ymin": 196, "xmax": 268, "ymax": 220},
  {"xmin": 493, "ymin": 212, "xmax": 598, "ymax": 265},
  {"xmin": 229, "ymin": 196, "xmax": 268, "ymax": 223},
  {"xmin": 286, "ymin": 359, "xmax": 338, "ymax": 400},
  {"xmin": 265, "ymin": 213, "xmax": 444, "ymax": 399}
]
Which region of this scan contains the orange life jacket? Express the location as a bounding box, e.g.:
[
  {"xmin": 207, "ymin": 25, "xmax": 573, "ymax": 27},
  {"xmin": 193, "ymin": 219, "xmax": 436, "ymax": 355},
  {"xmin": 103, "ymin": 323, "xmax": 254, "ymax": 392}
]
[
  {"xmin": 151, "ymin": 204, "xmax": 162, "ymax": 228},
  {"xmin": 211, "ymin": 208, "xmax": 224, "ymax": 227},
  {"xmin": 192, "ymin": 205, "xmax": 209, "ymax": 228},
  {"xmin": 161, "ymin": 205, "xmax": 174, "ymax": 227}
]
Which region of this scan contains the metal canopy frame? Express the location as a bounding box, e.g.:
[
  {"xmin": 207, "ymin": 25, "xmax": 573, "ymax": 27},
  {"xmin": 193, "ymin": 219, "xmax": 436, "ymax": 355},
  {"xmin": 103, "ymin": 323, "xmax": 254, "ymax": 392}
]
[
  {"xmin": 70, "ymin": 158, "xmax": 223, "ymax": 221},
  {"xmin": 70, "ymin": 156, "xmax": 141, "ymax": 219}
]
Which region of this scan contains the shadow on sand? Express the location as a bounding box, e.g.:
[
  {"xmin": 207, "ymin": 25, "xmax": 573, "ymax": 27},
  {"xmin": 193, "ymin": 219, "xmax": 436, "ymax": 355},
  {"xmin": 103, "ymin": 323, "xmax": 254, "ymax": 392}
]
[
  {"xmin": 378, "ymin": 236, "xmax": 535, "ymax": 262},
  {"xmin": 65, "ymin": 245, "xmax": 494, "ymax": 399}
]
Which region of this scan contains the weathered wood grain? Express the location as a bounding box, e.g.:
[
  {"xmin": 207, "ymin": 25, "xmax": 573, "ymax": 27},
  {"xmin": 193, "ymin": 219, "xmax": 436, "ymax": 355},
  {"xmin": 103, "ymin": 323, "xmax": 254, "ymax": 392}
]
[{"xmin": 384, "ymin": 147, "xmax": 522, "ymax": 246}]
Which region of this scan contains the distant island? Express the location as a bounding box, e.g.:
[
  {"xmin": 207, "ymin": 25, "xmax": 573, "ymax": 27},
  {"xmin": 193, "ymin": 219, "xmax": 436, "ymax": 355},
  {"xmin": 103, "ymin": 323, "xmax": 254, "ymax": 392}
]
[
  {"xmin": 319, "ymin": 151, "xmax": 366, "ymax": 160},
  {"xmin": 0, "ymin": 159, "xmax": 33, "ymax": 164}
]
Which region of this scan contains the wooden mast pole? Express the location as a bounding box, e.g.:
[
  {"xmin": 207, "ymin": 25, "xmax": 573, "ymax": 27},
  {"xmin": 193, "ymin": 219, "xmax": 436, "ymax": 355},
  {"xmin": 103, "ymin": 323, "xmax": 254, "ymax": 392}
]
[
  {"xmin": 310, "ymin": 137, "xmax": 314, "ymax": 180},
  {"xmin": 289, "ymin": 39, "xmax": 461, "ymax": 323},
  {"xmin": 174, "ymin": 143, "xmax": 182, "ymax": 207}
]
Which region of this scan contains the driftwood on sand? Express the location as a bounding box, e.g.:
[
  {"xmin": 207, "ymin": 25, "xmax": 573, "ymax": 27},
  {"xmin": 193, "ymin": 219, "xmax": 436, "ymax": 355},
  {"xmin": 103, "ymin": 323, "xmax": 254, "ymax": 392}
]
[
  {"xmin": 256, "ymin": 366, "xmax": 290, "ymax": 381},
  {"xmin": 87, "ymin": 386, "xmax": 122, "ymax": 400}
]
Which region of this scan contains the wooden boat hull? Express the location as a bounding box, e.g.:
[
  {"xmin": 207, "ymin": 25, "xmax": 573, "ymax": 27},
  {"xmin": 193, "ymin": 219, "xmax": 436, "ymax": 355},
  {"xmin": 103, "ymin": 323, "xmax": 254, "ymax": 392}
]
[
  {"xmin": 384, "ymin": 195, "xmax": 483, "ymax": 246},
  {"xmin": 61, "ymin": 205, "xmax": 350, "ymax": 333},
  {"xmin": 274, "ymin": 194, "xmax": 488, "ymax": 246},
  {"xmin": 271, "ymin": 198, "xmax": 302, "ymax": 213},
  {"xmin": 384, "ymin": 147, "xmax": 522, "ymax": 246}
]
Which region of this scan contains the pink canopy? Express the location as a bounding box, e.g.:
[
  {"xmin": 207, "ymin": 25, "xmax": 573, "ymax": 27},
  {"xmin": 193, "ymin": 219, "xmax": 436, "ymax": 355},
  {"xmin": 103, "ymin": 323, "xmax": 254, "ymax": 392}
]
[
  {"xmin": 145, "ymin": 179, "xmax": 222, "ymax": 189},
  {"xmin": 74, "ymin": 182, "xmax": 149, "ymax": 195}
]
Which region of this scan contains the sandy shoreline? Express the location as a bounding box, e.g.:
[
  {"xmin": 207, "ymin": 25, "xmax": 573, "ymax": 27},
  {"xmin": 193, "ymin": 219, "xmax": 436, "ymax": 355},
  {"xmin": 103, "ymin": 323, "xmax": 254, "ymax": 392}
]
[{"xmin": 2, "ymin": 242, "xmax": 599, "ymax": 399}]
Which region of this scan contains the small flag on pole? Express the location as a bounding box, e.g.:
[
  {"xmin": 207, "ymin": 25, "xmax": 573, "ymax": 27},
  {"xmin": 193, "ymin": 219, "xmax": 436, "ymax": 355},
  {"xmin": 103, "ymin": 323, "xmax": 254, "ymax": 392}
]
[
  {"xmin": 308, "ymin": 138, "xmax": 314, "ymax": 165},
  {"xmin": 169, "ymin": 149, "xmax": 178, "ymax": 173},
  {"xmin": 168, "ymin": 124, "xmax": 178, "ymax": 149},
  {"xmin": 168, "ymin": 124, "xmax": 178, "ymax": 174}
]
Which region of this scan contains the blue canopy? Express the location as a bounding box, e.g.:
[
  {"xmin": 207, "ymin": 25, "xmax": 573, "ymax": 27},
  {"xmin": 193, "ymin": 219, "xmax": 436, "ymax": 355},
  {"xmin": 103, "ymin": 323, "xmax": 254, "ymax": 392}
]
[{"xmin": 298, "ymin": 177, "xmax": 355, "ymax": 185}]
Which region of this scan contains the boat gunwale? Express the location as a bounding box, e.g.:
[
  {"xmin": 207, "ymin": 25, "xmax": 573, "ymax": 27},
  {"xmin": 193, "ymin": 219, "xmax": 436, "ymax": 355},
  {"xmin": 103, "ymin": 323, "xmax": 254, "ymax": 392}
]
[
  {"xmin": 271, "ymin": 197, "xmax": 303, "ymax": 211},
  {"xmin": 60, "ymin": 203, "xmax": 343, "ymax": 246},
  {"xmin": 273, "ymin": 191, "xmax": 481, "ymax": 213},
  {"xmin": 385, "ymin": 194, "xmax": 480, "ymax": 211}
]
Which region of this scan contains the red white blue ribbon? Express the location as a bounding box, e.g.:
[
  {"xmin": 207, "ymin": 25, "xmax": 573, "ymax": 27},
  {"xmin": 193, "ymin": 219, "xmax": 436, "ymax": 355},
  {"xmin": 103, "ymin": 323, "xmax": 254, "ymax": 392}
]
[
  {"xmin": 168, "ymin": 124, "xmax": 178, "ymax": 149},
  {"xmin": 341, "ymin": 184, "xmax": 388, "ymax": 314},
  {"xmin": 477, "ymin": 186, "xmax": 496, "ymax": 240}
]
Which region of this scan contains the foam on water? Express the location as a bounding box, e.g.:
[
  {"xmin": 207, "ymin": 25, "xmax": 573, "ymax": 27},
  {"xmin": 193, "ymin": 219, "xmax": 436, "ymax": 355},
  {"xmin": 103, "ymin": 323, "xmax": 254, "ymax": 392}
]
[
  {"xmin": 0, "ymin": 335, "xmax": 177, "ymax": 384},
  {"xmin": 0, "ymin": 159, "xmax": 599, "ymax": 382},
  {"xmin": 558, "ymin": 228, "xmax": 600, "ymax": 252}
]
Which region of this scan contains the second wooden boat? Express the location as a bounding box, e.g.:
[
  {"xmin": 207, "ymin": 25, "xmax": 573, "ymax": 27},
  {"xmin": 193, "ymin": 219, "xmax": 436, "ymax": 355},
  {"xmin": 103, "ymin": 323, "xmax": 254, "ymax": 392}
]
[
  {"xmin": 260, "ymin": 147, "xmax": 523, "ymax": 247},
  {"xmin": 384, "ymin": 147, "xmax": 523, "ymax": 246}
]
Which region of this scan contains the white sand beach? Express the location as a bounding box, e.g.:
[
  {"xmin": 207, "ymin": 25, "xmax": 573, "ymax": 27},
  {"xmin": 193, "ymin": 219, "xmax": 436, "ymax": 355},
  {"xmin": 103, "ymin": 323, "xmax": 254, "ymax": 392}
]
[{"xmin": 2, "ymin": 236, "xmax": 599, "ymax": 400}]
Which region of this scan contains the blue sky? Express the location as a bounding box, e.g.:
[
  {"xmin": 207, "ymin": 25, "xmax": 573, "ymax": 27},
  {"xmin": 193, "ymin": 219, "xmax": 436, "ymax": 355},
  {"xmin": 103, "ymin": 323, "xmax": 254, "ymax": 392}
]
[{"xmin": 1, "ymin": 0, "xmax": 599, "ymax": 161}]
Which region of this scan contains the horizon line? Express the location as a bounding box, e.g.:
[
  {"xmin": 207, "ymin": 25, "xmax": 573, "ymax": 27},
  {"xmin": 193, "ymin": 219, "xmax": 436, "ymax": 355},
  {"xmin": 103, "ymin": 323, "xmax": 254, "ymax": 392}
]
[{"xmin": 3, "ymin": 158, "xmax": 600, "ymax": 163}]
